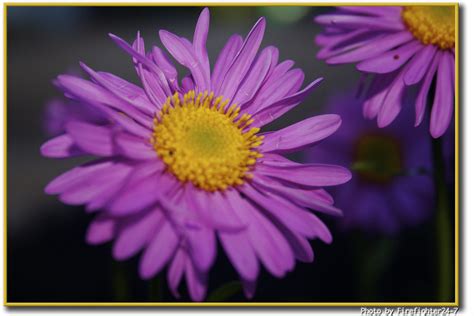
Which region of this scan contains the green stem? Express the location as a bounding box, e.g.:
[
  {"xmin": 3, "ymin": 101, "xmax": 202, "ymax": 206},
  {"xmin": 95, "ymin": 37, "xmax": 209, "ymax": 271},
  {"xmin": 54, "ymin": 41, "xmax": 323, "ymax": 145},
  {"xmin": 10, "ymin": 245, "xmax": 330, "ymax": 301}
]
[
  {"xmin": 112, "ymin": 261, "xmax": 129, "ymax": 302},
  {"xmin": 432, "ymin": 137, "xmax": 453, "ymax": 301}
]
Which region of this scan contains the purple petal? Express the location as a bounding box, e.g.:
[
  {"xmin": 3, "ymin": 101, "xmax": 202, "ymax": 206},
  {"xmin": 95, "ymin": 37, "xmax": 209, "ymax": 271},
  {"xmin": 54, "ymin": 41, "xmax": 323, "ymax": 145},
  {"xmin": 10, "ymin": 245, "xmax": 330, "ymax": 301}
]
[
  {"xmin": 245, "ymin": 68, "xmax": 304, "ymax": 114},
  {"xmin": 110, "ymin": 33, "xmax": 172, "ymax": 96},
  {"xmin": 211, "ymin": 34, "xmax": 243, "ymax": 91},
  {"xmin": 326, "ymin": 31, "xmax": 413, "ymax": 64},
  {"xmin": 217, "ymin": 17, "xmax": 266, "ymax": 101},
  {"xmin": 356, "ymin": 40, "xmax": 423, "ymax": 74},
  {"xmin": 185, "ymin": 258, "xmax": 208, "ymax": 301},
  {"xmin": 338, "ymin": 6, "xmax": 402, "ymax": 17},
  {"xmin": 232, "ymin": 46, "xmax": 274, "ymax": 106},
  {"xmin": 259, "ymin": 159, "xmax": 352, "ymax": 187},
  {"xmin": 252, "ymin": 175, "xmax": 342, "ymax": 216},
  {"xmin": 107, "ymin": 162, "xmax": 165, "ymax": 215},
  {"xmin": 167, "ymin": 248, "xmax": 185, "ymax": 298},
  {"xmin": 252, "ymin": 77, "xmax": 323, "ymax": 127},
  {"xmin": 415, "ymin": 52, "xmax": 441, "ymax": 126},
  {"xmin": 59, "ymin": 162, "xmax": 131, "ymax": 205},
  {"xmin": 159, "ymin": 30, "xmax": 210, "ymax": 92},
  {"xmin": 139, "ymin": 220, "xmax": 179, "ymax": 279},
  {"xmin": 376, "ymin": 70, "xmax": 406, "ymax": 127},
  {"xmin": 260, "ymin": 114, "xmax": 341, "ymax": 154},
  {"xmin": 241, "ymin": 184, "xmax": 331, "ymax": 240},
  {"xmin": 66, "ymin": 121, "xmax": 114, "ymax": 156},
  {"xmin": 186, "ymin": 225, "xmax": 216, "ymax": 273},
  {"xmin": 45, "ymin": 160, "xmax": 114, "ymax": 195},
  {"xmin": 404, "ymin": 45, "xmax": 437, "ymax": 85},
  {"xmin": 86, "ymin": 215, "xmax": 116, "ymax": 245},
  {"xmin": 219, "ymin": 231, "xmax": 259, "ymax": 281},
  {"xmin": 188, "ymin": 189, "xmax": 246, "ymax": 232},
  {"xmin": 193, "ymin": 8, "xmax": 211, "ymax": 85},
  {"xmin": 150, "ymin": 46, "xmax": 179, "ymax": 91},
  {"xmin": 40, "ymin": 134, "xmax": 84, "ymax": 158},
  {"xmin": 113, "ymin": 209, "xmax": 164, "ymax": 260},
  {"xmin": 226, "ymin": 190, "xmax": 294, "ymax": 277},
  {"xmin": 430, "ymin": 51, "xmax": 454, "ymax": 138},
  {"xmin": 114, "ymin": 132, "xmax": 157, "ymax": 160},
  {"xmin": 315, "ymin": 14, "xmax": 405, "ymax": 31}
]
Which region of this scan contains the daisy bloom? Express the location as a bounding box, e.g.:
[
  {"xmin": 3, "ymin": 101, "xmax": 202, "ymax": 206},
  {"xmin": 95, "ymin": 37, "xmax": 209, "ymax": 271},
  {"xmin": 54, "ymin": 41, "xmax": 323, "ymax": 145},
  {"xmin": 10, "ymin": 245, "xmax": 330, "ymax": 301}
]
[
  {"xmin": 306, "ymin": 92, "xmax": 433, "ymax": 235},
  {"xmin": 41, "ymin": 8, "xmax": 351, "ymax": 301},
  {"xmin": 315, "ymin": 6, "xmax": 455, "ymax": 138}
]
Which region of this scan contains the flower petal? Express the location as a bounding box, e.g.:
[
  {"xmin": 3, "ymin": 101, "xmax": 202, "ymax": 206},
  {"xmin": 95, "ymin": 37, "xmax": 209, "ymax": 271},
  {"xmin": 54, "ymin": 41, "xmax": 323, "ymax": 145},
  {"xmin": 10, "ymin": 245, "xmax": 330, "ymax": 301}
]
[
  {"xmin": 86, "ymin": 215, "xmax": 116, "ymax": 245},
  {"xmin": 415, "ymin": 52, "xmax": 441, "ymax": 126},
  {"xmin": 404, "ymin": 44, "xmax": 437, "ymax": 85},
  {"xmin": 114, "ymin": 132, "xmax": 157, "ymax": 160},
  {"xmin": 66, "ymin": 121, "xmax": 114, "ymax": 156},
  {"xmin": 40, "ymin": 134, "xmax": 84, "ymax": 158},
  {"xmin": 193, "ymin": 8, "xmax": 211, "ymax": 85},
  {"xmin": 159, "ymin": 29, "xmax": 210, "ymax": 92},
  {"xmin": 260, "ymin": 114, "xmax": 341, "ymax": 154},
  {"xmin": 356, "ymin": 40, "xmax": 423, "ymax": 74},
  {"xmin": 139, "ymin": 220, "xmax": 179, "ymax": 279},
  {"xmin": 211, "ymin": 34, "xmax": 243, "ymax": 91},
  {"xmin": 218, "ymin": 231, "xmax": 259, "ymax": 281},
  {"xmin": 217, "ymin": 17, "xmax": 266, "ymax": 101},
  {"xmin": 430, "ymin": 51, "xmax": 454, "ymax": 138},
  {"xmin": 113, "ymin": 209, "xmax": 164, "ymax": 260},
  {"xmin": 252, "ymin": 77, "xmax": 323, "ymax": 127},
  {"xmin": 259, "ymin": 159, "xmax": 352, "ymax": 187}
]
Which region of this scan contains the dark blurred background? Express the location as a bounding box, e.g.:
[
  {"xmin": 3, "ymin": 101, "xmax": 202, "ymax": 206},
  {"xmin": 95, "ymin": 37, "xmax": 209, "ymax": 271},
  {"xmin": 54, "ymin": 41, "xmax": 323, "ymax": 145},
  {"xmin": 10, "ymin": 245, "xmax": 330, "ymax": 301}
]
[{"xmin": 6, "ymin": 6, "xmax": 453, "ymax": 303}]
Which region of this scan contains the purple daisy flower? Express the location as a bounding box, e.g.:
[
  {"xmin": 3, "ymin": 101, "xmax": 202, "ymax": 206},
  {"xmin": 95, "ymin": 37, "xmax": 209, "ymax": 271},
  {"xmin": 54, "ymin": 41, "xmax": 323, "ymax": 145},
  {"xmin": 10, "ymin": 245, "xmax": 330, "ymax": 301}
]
[
  {"xmin": 41, "ymin": 8, "xmax": 351, "ymax": 301},
  {"xmin": 315, "ymin": 6, "xmax": 455, "ymax": 138},
  {"xmin": 306, "ymin": 92, "xmax": 433, "ymax": 235}
]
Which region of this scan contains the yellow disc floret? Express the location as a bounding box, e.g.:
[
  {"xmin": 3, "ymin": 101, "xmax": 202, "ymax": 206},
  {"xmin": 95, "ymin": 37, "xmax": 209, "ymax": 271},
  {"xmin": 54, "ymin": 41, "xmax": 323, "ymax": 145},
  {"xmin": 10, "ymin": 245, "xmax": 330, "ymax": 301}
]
[
  {"xmin": 151, "ymin": 90, "xmax": 263, "ymax": 192},
  {"xmin": 402, "ymin": 6, "xmax": 455, "ymax": 50}
]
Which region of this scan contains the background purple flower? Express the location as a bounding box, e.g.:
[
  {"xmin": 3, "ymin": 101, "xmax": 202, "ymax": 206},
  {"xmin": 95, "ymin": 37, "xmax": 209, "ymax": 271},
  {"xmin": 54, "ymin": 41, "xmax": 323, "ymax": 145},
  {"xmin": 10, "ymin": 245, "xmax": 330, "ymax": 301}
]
[
  {"xmin": 40, "ymin": 8, "xmax": 350, "ymax": 301},
  {"xmin": 306, "ymin": 91, "xmax": 434, "ymax": 235},
  {"xmin": 315, "ymin": 6, "xmax": 455, "ymax": 138}
]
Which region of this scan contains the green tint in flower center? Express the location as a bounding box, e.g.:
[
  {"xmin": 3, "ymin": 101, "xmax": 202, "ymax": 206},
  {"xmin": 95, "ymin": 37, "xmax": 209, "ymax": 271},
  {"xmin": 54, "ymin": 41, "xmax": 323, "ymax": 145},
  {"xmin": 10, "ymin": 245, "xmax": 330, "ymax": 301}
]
[{"xmin": 352, "ymin": 133, "xmax": 403, "ymax": 184}]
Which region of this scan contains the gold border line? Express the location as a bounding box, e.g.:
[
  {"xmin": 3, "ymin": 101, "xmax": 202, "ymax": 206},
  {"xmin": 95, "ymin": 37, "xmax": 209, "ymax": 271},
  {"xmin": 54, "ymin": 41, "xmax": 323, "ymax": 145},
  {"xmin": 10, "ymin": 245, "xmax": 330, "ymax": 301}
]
[{"xmin": 3, "ymin": 2, "xmax": 460, "ymax": 308}]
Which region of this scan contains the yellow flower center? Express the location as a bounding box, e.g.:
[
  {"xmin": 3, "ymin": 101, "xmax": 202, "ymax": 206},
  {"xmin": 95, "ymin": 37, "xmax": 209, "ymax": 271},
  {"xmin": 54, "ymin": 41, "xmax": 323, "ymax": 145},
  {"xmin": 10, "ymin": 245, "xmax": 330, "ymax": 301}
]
[
  {"xmin": 151, "ymin": 90, "xmax": 263, "ymax": 192},
  {"xmin": 402, "ymin": 6, "xmax": 455, "ymax": 50}
]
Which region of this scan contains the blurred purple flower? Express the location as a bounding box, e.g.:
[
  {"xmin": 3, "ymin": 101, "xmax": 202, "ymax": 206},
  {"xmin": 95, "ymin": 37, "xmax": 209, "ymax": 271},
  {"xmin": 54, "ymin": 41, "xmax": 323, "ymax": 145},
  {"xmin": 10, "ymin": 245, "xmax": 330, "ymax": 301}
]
[
  {"xmin": 306, "ymin": 92, "xmax": 434, "ymax": 235},
  {"xmin": 41, "ymin": 8, "xmax": 351, "ymax": 301},
  {"xmin": 315, "ymin": 6, "xmax": 455, "ymax": 138}
]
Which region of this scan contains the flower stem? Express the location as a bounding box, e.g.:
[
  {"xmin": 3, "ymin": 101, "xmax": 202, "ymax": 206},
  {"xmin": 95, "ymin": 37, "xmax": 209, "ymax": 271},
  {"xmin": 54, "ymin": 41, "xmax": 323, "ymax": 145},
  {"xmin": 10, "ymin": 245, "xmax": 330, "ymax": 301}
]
[{"xmin": 431, "ymin": 137, "xmax": 453, "ymax": 301}]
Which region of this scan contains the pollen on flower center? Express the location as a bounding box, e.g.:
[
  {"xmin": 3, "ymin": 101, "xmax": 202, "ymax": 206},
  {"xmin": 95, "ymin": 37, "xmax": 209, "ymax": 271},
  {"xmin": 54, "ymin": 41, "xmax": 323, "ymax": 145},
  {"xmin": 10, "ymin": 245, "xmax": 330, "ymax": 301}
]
[
  {"xmin": 402, "ymin": 6, "xmax": 455, "ymax": 50},
  {"xmin": 151, "ymin": 90, "xmax": 264, "ymax": 192},
  {"xmin": 352, "ymin": 133, "xmax": 402, "ymax": 184}
]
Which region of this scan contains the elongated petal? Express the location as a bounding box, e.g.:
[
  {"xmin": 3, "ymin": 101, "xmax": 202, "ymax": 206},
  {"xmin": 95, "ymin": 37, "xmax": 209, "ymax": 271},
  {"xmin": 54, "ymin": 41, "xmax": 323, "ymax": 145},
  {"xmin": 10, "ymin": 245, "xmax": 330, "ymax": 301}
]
[
  {"xmin": 211, "ymin": 35, "xmax": 243, "ymax": 91},
  {"xmin": 219, "ymin": 231, "xmax": 259, "ymax": 281},
  {"xmin": 356, "ymin": 40, "xmax": 423, "ymax": 74},
  {"xmin": 260, "ymin": 114, "xmax": 341, "ymax": 153},
  {"xmin": 86, "ymin": 215, "xmax": 116, "ymax": 245},
  {"xmin": 315, "ymin": 14, "xmax": 405, "ymax": 31},
  {"xmin": 40, "ymin": 134, "xmax": 84, "ymax": 158},
  {"xmin": 139, "ymin": 220, "xmax": 179, "ymax": 279},
  {"xmin": 415, "ymin": 52, "xmax": 440, "ymax": 126},
  {"xmin": 159, "ymin": 30, "xmax": 210, "ymax": 92},
  {"xmin": 376, "ymin": 70, "xmax": 406, "ymax": 128},
  {"xmin": 326, "ymin": 31, "xmax": 413, "ymax": 64},
  {"xmin": 193, "ymin": 8, "xmax": 211, "ymax": 83},
  {"xmin": 259, "ymin": 159, "xmax": 351, "ymax": 187},
  {"xmin": 218, "ymin": 17, "xmax": 266, "ymax": 100},
  {"xmin": 232, "ymin": 47, "xmax": 274, "ymax": 106},
  {"xmin": 185, "ymin": 258, "xmax": 208, "ymax": 301},
  {"xmin": 114, "ymin": 132, "xmax": 157, "ymax": 160},
  {"xmin": 186, "ymin": 225, "xmax": 216, "ymax": 273},
  {"xmin": 167, "ymin": 248, "xmax": 186, "ymax": 298},
  {"xmin": 66, "ymin": 121, "xmax": 114, "ymax": 156},
  {"xmin": 430, "ymin": 52, "xmax": 454, "ymax": 138},
  {"xmin": 252, "ymin": 77, "xmax": 323, "ymax": 127},
  {"xmin": 113, "ymin": 209, "xmax": 163, "ymax": 260},
  {"xmin": 404, "ymin": 44, "xmax": 437, "ymax": 85}
]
